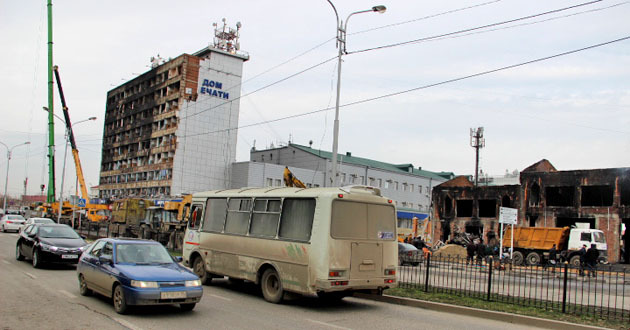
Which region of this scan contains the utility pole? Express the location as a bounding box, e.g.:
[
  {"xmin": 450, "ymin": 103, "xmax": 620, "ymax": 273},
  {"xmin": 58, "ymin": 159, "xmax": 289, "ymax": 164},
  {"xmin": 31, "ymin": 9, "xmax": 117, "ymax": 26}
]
[
  {"xmin": 470, "ymin": 127, "xmax": 485, "ymax": 187},
  {"xmin": 46, "ymin": 0, "xmax": 56, "ymax": 203}
]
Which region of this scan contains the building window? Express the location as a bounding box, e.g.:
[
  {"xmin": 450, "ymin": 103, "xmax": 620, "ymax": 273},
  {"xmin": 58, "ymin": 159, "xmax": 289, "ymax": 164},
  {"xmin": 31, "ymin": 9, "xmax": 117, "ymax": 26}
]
[
  {"xmin": 369, "ymin": 177, "xmax": 375, "ymax": 186},
  {"xmin": 410, "ymin": 184, "xmax": 414, "ymax": 192},
  {"xmin": 402, "ymin": 183, "xmax": 408, "ymax": 192},
  {"xmin": 274, "ymin": 179, "xmax": 282, "ymax": 187},
  {"xmin": 384, "ymin": 180, "xmax": 391, "ymax": 189},
  {"xmin": 418, "ymin": 186, "xmax": 423, "ymax": 193},
  {"xmin": 394, "ymin": 181, "xmax": 399, "ymax": 190},
  {"xmin": 377, "ymin": 178, "xmax": 382, "ymax": 188},
  {"xmin": 265, "ymin": 178, "xmax": 273, "ymax": 187}
]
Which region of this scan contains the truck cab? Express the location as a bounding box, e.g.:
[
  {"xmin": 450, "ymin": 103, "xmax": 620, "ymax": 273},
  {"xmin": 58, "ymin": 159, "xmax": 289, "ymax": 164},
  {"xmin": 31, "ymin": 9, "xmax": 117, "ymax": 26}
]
[{"xmin": 566, "ymin": 228, "xmax": 608, "ymax": 264}]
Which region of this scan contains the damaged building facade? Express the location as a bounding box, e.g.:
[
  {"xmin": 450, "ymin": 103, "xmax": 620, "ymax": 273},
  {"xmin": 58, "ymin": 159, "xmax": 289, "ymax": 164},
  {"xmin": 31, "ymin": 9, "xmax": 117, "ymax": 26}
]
[
  {"xmin": 432, "ymin": 160, "xmax": 630, "ymax": 263},
  {"xmin": 99, "ymin": 32, "xmax": 248, "ymax": 198}
]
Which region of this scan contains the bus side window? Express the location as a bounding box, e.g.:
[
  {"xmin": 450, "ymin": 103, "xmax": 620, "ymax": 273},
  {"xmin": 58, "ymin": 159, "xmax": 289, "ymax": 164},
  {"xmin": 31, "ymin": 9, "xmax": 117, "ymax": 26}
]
[{"xmin": 189, "ymin": 204, "xmax": 203, "ymax": 229}]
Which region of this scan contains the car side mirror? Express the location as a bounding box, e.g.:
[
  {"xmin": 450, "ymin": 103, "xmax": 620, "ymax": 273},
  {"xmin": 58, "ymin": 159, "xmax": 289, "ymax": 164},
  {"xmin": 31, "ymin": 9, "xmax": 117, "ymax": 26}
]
[
  {"xmin": 172, "ymin": 255, "xmax": 183, "ymax": 263},
  {"xmin": 80, "ymin": 235, "xmax": 87, "ymax": 239},
  {"xmin": 99, "ymin": 255, "xmax": 113, "ymax": 265}
]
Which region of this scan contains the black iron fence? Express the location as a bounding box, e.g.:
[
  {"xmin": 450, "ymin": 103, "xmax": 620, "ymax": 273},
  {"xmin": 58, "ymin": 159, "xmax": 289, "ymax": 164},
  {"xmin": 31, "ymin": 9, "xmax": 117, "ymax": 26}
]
[{"xmin": 397, "ymin": 254, "xmax": 630, "ymax": 322}]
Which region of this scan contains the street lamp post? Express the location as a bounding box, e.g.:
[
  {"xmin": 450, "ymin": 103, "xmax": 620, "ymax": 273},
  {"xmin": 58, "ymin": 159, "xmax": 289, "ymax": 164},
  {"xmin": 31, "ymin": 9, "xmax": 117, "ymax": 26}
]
[
  {"xmin": 57, "ymin": 116, "xmax": 96, "ymax": 223},
  {"xmin": 0, "ymin": 141, "xmax": 31, "ymax": 212},
  {"xmin": 326, "ymin": 1, "xmax": 386, "ymax": 186}
]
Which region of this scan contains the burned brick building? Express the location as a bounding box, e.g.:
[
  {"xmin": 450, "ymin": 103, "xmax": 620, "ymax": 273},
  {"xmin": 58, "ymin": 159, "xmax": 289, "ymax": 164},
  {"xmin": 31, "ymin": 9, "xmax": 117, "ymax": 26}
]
[
  {"xmin": 432, "ymin": 160, "xmax": 630, "ymax": 263},
  {"xmin": 98, "ymin": 22, "xmax": 249, "ymax": 198}
]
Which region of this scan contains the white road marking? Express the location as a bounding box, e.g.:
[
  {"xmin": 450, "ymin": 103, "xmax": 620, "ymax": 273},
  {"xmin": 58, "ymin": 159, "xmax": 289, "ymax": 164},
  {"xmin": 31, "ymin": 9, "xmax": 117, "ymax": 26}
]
[
  {"xmin": 113, "ymin": 317, "xmax": 144, "ymax": 330},
  {"xmin": 2, "ymin": 260, "xmax": 10, "ymax": 265},
  {"xmin": 305, "ymin": 319, "xmax": 352, "ymax": 330},
  {"xmin": 209, "ymin": 294, "xmax": 232, "ymax": 301},
  {"xmin": 24, "ymin": 272, "xmax": 37, "ymax": 279},
  {"xmin": 59, "ymin": 289, "xmax": 77, "ymax": 299}
]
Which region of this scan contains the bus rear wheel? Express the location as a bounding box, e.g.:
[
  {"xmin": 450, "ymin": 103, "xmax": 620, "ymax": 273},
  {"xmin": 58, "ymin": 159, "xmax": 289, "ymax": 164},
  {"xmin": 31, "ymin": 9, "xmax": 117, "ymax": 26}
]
[{"xmin": 261, "ymin": 268, "xmax": 284, "ymax": 304}]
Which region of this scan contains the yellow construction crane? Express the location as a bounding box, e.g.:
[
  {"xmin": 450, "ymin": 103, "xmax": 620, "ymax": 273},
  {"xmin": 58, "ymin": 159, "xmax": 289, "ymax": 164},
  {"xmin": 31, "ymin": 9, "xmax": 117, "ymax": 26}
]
[{"xmin": 283, "ymin": 166, "xmax": 306, "ymax": 188}]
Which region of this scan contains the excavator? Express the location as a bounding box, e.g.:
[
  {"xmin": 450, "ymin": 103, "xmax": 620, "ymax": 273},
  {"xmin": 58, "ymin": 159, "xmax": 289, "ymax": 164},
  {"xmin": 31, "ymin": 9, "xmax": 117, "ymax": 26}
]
[
  {"xmin": 48, "ymin": 65, "xmax": 109, "ymax": 223},
  {"xmin": 283, "ymin": 166, "xmax": 306, "ymax": 188}
]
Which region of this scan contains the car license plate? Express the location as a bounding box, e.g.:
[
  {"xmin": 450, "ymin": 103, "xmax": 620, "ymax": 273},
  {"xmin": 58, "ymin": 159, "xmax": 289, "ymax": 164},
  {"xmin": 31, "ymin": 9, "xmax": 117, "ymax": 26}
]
[
  {"xmin": 61, "ymin": 254, "xmax": 78, "ymax": 259},
  {"xmin": 161, "ymin": 291, "xmax": 187, "ymax": 299}
]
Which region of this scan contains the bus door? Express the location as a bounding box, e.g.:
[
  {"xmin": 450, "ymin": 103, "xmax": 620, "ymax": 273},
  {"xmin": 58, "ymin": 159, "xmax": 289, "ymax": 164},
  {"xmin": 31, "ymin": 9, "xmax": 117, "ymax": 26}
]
[{"xmin": 184, "ymin": 203, "xmax": 204, "ymax": 253}]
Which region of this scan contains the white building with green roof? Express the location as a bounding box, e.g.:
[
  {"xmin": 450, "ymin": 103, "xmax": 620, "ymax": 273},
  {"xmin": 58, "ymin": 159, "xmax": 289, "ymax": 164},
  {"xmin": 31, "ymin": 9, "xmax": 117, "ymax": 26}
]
[{"xmin": 231, "ymin": 143, "xmax": 454, "ymax": 214}]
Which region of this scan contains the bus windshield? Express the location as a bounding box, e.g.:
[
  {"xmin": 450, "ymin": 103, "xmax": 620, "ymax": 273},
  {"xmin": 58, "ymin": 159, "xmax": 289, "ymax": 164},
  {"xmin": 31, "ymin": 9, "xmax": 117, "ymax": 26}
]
[{"xmin": 331, "ymin": 200, "xmax": 396, "ymax": 240}]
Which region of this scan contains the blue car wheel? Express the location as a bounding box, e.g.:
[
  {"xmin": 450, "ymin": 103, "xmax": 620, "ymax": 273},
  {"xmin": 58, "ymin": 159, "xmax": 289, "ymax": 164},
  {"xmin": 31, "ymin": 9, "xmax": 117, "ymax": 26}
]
[{"xmin": 113, "ymin": 285, "xmax": 128, "ymax": 314}]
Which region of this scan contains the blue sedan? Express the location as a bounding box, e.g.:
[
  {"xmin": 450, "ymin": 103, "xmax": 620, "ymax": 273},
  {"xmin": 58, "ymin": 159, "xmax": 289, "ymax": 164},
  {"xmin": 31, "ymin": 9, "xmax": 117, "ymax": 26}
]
[{"xmin": 77, "ymin": 238, "xmax": 203, "ymax": 314}]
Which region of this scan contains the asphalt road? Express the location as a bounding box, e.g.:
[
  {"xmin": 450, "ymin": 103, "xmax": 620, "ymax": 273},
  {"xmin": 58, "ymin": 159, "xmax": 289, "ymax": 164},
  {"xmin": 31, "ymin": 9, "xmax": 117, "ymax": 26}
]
[{"xmin": 0, "ymin": 232, "xmax": 544, "ymax": 330}]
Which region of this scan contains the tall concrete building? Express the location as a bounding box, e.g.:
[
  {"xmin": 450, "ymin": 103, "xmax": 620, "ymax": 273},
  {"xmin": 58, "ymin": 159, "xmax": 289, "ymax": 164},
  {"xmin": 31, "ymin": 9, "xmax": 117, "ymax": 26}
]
[{"xmin": 98, "ymin": 22, "xmax": 248, "ymax": 198}]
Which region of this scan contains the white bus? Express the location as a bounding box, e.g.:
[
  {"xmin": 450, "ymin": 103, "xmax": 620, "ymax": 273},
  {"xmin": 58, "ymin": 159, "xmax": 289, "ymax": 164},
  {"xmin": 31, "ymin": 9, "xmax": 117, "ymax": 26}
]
[{"xmin": 182, "ymin": 185, "xmax": 398, "ymax": 303}]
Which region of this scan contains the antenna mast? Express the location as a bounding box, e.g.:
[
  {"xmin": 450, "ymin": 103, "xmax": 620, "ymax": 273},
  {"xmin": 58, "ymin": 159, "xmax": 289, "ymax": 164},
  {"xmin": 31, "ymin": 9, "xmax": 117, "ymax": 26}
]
[{"xmin": 470, "ymin": 127, "xmax": 485, "ymax": 187}]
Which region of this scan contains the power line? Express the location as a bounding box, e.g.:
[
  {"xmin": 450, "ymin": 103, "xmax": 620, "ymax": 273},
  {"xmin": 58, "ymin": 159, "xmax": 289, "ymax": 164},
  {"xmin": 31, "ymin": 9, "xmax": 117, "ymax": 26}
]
[
  {"xmin": 350, "ymin": 0, "xmax": 502, "ymax": 36},
  {"xmin": 348, "ymin": 0, "xmax": 604, "ymax": 55},
  {"xmin": 178, "ymin": 35, "xmax": 630, "ymax": 139}
]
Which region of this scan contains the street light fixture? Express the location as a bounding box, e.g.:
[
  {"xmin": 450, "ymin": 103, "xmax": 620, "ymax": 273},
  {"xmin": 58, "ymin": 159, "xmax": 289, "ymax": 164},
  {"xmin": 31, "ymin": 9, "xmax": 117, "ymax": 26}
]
[
  {"xmin": 0, "ymin": 141, "xmax": 31, "ymax": 212},
  {"xmin": 326, "ymin": 1, "xmax": 386, "ymax": 186}
]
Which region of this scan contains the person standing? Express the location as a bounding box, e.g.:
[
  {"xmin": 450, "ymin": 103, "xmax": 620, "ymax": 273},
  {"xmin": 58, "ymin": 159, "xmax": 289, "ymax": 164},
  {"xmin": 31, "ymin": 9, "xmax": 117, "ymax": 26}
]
[
  {"xmin": 466, "ymin": 241, "xmax": 476, "ymax": 265},
  {"xmin": 546, "ymin": 244, "xmax": 557, "ymax": 273},
  {"xmin": 585, "ymin": 244, "xmax": 599, "ymax": 278},
  {"xmin": 578, "ymin": 244, "xmax": 587, "ymax": 276}
]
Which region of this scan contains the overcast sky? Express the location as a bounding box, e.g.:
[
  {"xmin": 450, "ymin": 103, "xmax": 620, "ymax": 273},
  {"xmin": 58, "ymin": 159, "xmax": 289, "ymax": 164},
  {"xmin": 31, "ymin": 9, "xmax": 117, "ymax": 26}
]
[{"xmin": 1, "ymin": 0, "xmax": 629, "ymax": 198}]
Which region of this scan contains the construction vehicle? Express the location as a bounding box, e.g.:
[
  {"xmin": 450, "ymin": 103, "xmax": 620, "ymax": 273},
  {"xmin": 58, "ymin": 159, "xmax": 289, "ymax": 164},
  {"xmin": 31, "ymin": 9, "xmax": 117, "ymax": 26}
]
[
  {"xmin": 52, "ymin": 65, "xmax": 109, "ymax": 222},
  {"xmin": 502, "ymin": 225, "xmax": 608, "ymax": 266},
  {"xmin": 108, "ymin": 198, "xmax": 153, "ymax": 238},
  {"xmin": 109, "ymin": 197, "xmax": 190, "ymax": 249},
  {"xmin": 283, "ymin": 166, "xmax": 306, "ymax": 188}
]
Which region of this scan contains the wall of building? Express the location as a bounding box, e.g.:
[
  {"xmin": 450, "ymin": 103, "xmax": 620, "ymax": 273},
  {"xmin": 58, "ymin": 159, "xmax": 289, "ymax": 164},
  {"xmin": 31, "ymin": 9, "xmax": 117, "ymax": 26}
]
[
  {"xmin": 171, "ymin": 50, "xmax": 245, "ymax": 195},
  {"xmin": 230, "ymin": 161, "xmax": 325, "ymax": 189}
]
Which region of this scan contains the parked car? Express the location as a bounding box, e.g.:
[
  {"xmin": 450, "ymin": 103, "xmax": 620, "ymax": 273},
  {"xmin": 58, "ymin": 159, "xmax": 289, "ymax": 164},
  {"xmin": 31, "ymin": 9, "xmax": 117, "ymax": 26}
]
[
  {"xmin": 398, "ymin": 242, "xmax": 421, "ymax": 266},
  {"xmin": 1, "ymin": 214, "xmax": 26, "ymax": 233},
  {"xmin": 77, "ymin": 238, "xmax": 203, "ymax": 314},
  {"xmin": 16, "ymin": 223, "xmax": 88, "ymax": 268}
]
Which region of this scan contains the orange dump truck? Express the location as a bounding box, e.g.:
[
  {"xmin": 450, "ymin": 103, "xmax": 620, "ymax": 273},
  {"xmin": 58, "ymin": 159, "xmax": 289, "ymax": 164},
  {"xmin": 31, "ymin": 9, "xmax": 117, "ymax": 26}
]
[{"xmin": 503, "ymin": 226, "xmax": 608, "ymax": 266}]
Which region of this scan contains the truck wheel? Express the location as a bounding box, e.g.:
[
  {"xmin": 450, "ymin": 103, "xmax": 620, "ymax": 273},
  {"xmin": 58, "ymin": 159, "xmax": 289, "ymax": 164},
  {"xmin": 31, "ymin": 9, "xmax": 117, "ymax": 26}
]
[
  {"xmin": 569, "ymin": 255, "xmax": 581, "ymax": 268},
  {"xmin": 512, "ymin": 251, "xmax": 524, "ymax": 266},
  {"xmin": 526, "ymin": 252, "xmax": 541, "ymax": 266}
]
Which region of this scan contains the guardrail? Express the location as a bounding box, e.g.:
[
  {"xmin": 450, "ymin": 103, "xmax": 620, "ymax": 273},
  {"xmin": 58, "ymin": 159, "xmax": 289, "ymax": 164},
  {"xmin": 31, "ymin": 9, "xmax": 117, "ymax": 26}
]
[{"xmin": 398, "ymin": 254, "xmax": 629, "ymax": 322}]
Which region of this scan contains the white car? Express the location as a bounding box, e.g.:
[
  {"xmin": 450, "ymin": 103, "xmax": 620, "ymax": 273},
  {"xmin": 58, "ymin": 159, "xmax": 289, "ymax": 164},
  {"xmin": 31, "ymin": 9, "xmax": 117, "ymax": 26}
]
[{"xmin": 0, "ymin": 214, "xmax": 26, "ymax": 233}]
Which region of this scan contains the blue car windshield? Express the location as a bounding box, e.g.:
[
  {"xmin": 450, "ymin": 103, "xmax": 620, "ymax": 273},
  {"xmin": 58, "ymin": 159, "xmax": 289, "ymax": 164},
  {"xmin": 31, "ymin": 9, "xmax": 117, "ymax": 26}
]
[{"xmin": 116, "ymin": 243, "xmax": 173, "ymax": 264}]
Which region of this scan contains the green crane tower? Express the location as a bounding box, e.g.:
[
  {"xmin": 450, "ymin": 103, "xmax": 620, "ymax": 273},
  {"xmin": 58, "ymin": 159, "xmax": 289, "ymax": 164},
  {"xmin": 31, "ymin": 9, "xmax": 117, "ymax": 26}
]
[{"xmin": 46, "ymin": 0, "xmax": 56, "ymax": 203}]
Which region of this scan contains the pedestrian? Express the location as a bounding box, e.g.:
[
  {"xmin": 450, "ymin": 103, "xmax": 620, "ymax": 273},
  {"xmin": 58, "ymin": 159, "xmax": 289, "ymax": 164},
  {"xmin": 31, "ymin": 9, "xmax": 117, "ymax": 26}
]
[
  {"xmin": 584, "ymin": 243, "xmax": 599, "ymax": 278},
  {"xmin": 546, "ymin": 244, "xmax": 557, "ymax": 273},
  {"xmin": 476, "ymin": 240, "xmax": 485, "ymax": 266},
  {"xmin": 466, "ymin": 241, "xmax": 475, "ymax": 265},
  {"xmin": 578, "ymin": 244, "xmax": 587, "ymax": 276}
]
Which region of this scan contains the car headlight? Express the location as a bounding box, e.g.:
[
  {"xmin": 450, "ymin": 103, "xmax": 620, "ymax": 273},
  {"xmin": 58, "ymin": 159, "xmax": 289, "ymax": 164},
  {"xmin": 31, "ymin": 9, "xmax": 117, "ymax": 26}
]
[
  {"xmin": 185, "ymin": 280, "xmax": 202, "ymax": 287},
  {"xmin": 131, "ymin": 280, "xmax": 158, "ymax": 288},
  {"xmin": 39, "ymin": 243, "xmax": 58, "ymax": 252}
]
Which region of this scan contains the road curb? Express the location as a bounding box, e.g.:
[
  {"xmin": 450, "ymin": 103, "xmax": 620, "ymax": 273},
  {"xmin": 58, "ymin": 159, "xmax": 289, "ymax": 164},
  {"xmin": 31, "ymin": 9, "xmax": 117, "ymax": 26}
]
[{"xmin": 354, "ymin": 293, "xmax": 609, "ymax": 330}]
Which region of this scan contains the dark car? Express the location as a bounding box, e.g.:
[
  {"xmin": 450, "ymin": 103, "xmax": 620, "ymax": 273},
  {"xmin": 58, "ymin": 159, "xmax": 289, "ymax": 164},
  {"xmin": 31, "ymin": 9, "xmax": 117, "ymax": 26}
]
[
  {"xmin": 398, "ymin": 242, "xmax": 421, "ymax": 266},
  {"xmin": 77, "ymin": 238, "xmax": 203, "ymax": 314},
  {"xmin": 16, "ymin": 224, "xmax": 88, "ymax": 268}
]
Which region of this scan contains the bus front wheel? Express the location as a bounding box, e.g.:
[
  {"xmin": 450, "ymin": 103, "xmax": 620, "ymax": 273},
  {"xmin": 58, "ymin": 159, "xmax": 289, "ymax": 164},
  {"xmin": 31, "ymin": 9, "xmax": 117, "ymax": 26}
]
[
  {"xmin": 193, "ymin": 256, "xmax": 211, "ymax": 285},
  {"xmin": 261, "ymin": 268, "xmax": 284, "ymax": 304}
]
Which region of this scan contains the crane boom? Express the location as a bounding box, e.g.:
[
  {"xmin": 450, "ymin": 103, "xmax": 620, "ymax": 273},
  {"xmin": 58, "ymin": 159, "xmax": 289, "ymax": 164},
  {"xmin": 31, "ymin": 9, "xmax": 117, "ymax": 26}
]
[
  {"xmin": 53, "ymin": 65, "xmax": 89, "ymax": 201},
  {"xmin": 283, "ymin": 166, "xmax": 306, "ymax": 188}
]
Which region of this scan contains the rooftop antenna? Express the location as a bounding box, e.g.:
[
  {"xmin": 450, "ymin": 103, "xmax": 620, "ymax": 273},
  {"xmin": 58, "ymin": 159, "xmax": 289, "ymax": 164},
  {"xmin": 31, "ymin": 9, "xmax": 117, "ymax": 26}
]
[
  {"xmin": 470, "ymin": 127, "xmax": 485, "ymax": 187},
  {"xmin": 212, "ymin": 18, "xmax": 242, "ymax": 54}
]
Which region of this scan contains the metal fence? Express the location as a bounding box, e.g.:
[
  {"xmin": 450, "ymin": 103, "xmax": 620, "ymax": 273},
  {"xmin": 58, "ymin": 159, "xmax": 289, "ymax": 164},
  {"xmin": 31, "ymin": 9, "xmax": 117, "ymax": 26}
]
[{"xmin": 397, "ymin": 254, "xmax": 630, "ymax": 322}]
